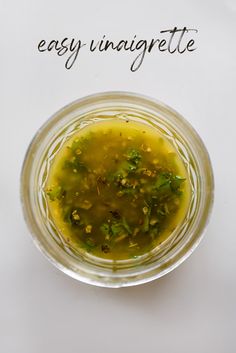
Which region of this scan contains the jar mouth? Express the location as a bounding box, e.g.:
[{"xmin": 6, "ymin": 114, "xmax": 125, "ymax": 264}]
[{"xmin": 20, "ymin": 91, "xmax": 214, "ymax": 287}]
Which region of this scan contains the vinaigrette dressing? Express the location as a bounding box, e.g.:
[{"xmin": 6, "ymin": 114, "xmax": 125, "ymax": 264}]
[{"xmin": 45, "ymin": 119, "xmax": 190, "ymax": 260}]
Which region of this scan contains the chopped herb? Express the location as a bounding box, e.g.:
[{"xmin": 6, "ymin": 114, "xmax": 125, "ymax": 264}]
[
  {"xmin": 154, "ymin": 173, "xmax": 171, "ymax": 189},
  {"xmin": 70, "ymin": 137, "xmax": 89, "ymax": 154},
  {"xmin": 111, "ymin": 222, "xmax": 125, "ymax": 237},
  {"xmin": 170, "ymin": 175, "xmax": 185, "ymax": 194},
  {"xmin": 100, "ymin": 223, "xmax": 110, "ymax": 238},
  {"xmin": 121, "ymin": 217, "xmax": 132, "ymax": 234},
  {"xmin": 47, "ymin": 185, "xmax": 64, "ymax": 201},
  {"xmin": 84, "ymin": 238, "xmax": 96, "ymax": 252},
  {"xmin": 99, "ymin": 217, "xmax": 133, "ymax": 239},
  {"xmin": 153, "ymin": 172, "xmax": 185, "ymax": 199},
  {"xmin": 63, "ymin": 157, "xmax": 87, "ymax": 173},
  {"xmin": 126, "ymin": 149, "xmax": 141, "ymax": 166}
]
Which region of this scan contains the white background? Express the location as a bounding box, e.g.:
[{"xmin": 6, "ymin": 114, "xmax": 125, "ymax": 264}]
[{"xmin": 1, "ymin": 1, "xmax": 236, "ymax": 352}]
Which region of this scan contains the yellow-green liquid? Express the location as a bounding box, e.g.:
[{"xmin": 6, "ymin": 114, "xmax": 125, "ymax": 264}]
[{"xmin": 46, "ymin": 119, "xmax": 190, "ymax": 260}]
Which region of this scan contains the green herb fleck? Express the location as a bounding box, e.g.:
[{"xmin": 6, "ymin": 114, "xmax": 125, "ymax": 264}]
[
  {"xmin": 127, "ymin": 149, "xmax": 141, "ymax": 166},
  {"xmin": 63, "ymin": 157, "xmax": 87, "ymax": 173},
  {"xmin": 47, "ymin": 185, "xmax": 64, "ymax": 201},
  {"xmin": 100, "ymin": 223, "xmax": 110, "ymax": 237}
]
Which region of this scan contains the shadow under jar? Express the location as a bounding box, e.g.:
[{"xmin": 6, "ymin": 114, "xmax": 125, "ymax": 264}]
[{"xmin": 21, "ymin": 91, "xmax": 214, "ymax": 287}]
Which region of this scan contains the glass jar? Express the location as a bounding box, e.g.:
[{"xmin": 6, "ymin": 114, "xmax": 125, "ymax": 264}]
[{"xmin": 20, "ymin": 91, "xmax": 214, "ymax": 287}]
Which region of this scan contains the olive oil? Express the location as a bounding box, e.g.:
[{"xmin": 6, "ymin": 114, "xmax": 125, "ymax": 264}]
[{"xmin": 45, "ymin": 119, "xmax": 191, "ymax": 260}]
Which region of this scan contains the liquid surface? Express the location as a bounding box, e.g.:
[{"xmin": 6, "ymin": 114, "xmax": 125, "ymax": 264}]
[{"xmin": 45, "ymin": 119, "xmax": 190, "ymax": 260}]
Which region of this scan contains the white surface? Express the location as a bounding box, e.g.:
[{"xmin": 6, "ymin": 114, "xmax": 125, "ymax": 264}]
[{"xmin": 1, "ymin": 1, "xmax": 236, "ymax": 352}]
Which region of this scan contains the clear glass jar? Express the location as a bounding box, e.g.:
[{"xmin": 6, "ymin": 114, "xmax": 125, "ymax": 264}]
[{"xmin": 20, "ymin": 91, "xmax": 214, "ymax": 287}]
